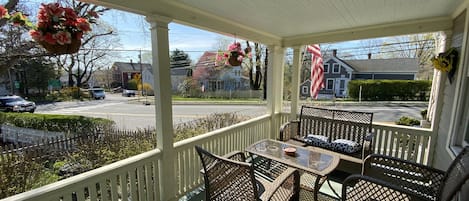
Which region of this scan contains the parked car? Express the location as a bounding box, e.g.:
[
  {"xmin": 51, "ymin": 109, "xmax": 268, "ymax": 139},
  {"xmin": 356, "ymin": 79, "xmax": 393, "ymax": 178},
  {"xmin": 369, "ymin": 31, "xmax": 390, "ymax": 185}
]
[
  {"xmin": 0, "ymin": 95, "xmax": 36, "ymax": 113},
  {"xmin": 122, "ymin": 89, "xmax": 136, "ymax": 97},
  {"xmin": 89, "ymin": 88, "xmax": 106, "ymax": 99}
]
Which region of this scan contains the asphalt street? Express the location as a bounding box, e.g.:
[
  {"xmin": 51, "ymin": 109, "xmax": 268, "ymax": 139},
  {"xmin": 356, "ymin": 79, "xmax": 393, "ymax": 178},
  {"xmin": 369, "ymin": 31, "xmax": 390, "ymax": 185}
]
[{"xmin": 36, "ymin": 93, "xmax": 427, "ymax": 130}]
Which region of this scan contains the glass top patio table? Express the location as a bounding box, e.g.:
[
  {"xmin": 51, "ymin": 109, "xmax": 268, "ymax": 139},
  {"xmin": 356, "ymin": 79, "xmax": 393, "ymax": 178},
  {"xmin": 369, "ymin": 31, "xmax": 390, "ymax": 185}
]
[{"xmin": 245, "ymin": 139, "xmax": 340, "ymax": 176}]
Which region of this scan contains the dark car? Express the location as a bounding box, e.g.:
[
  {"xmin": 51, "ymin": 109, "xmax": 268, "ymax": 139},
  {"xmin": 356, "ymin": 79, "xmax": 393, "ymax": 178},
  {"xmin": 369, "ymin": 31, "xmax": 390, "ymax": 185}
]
[{"xmin": 0, "ymin": 95, "xmax": 36, "ymax": 113}]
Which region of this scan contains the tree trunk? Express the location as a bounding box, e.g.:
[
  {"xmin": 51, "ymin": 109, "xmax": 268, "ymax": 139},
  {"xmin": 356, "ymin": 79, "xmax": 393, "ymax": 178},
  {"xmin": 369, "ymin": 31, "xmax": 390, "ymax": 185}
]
[{"xmin": 249, "ymin": 43, "xmax": 262, "ymax": 90}]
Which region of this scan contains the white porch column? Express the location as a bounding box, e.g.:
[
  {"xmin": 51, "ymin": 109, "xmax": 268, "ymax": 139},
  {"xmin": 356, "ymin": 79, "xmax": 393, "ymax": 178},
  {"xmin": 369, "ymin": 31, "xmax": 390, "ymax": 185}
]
[
  {"xmin": 267, "ymin": 45, "xmax": 285, "ymax": 139},
  {"xmin": 146, "ymin": 15, "xmax": 176, "ymax": 201},
  {"xmin": 290, "ymin": 46, "xmax": 302, "ymax": 120}
]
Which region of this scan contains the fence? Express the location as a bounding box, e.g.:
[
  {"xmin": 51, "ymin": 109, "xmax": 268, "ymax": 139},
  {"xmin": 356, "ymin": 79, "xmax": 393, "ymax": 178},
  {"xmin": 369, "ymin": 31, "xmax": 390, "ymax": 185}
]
[{"xmin": 1, "ymin": 124, "xmax": 65, "ymax": 144}]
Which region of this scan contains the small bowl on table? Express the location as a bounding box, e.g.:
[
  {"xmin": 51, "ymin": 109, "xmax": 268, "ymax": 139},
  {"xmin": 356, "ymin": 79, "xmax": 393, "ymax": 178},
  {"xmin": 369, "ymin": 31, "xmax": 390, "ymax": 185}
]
[{"xmin": 283, "ymin": 147, "xmax": 297, "ymax": 156}]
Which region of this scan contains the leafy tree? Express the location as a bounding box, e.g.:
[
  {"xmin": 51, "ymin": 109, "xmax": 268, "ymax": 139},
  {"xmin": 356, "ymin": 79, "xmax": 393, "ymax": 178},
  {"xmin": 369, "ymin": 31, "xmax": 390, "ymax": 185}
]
[
  {"xmin": 170, "ymin": 49, "xmax": 191, "ymax": 68},
  {"xmin": 17, "ymin": 58, "xmax": 57, "ymax": 95}
]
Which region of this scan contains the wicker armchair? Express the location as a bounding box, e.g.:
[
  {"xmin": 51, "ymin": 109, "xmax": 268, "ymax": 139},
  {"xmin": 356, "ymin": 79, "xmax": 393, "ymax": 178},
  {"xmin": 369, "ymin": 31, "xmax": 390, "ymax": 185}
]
[
  {"xmin": 195, "ymin": 146, "xmax": 300, "ymax": 201},
  {"xmin": 342, "ymin": 146, "xmax": 469, "ymax": 201}
]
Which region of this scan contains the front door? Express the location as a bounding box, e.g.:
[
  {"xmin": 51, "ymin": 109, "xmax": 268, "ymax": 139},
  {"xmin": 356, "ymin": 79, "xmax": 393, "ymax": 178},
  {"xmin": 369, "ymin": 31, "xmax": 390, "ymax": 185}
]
[{"xmin": 335, "ymin": 79, "xmax": 348, "ymax": 97}]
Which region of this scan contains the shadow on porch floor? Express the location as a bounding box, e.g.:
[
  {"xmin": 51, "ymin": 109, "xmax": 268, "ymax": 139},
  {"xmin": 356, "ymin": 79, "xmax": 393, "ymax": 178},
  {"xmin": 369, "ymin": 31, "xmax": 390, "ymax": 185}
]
[{"xmin": 181, "ymin": 170, "xmax": 350, "ymax": 201}]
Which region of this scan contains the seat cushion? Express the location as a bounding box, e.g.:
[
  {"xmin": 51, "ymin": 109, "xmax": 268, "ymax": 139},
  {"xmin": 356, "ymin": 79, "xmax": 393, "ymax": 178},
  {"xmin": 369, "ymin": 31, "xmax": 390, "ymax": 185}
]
[
  {"xmin": 331, "ymin": 139, "xmax": 361, "ymax": 154},
  {"xmin": 304, "ymin": 134, "xmax": 330, "ymax": 149}
]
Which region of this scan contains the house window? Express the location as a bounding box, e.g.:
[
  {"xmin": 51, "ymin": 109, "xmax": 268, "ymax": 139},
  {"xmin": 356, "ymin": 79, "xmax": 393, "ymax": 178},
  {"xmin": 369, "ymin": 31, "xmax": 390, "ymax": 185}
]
[
  {"xmin": 324, "ymin": 64, "xmax": 329, "ymax": 73},
  {"xmin": 339, "ymin": 80, "xmax": 345, "ymax": 89},
  {"xmin": 326, "ymin": 79, "xmax": 334, "ymax": 90},
  {"xmin": 333, "ymin": 63, "xmax": 340, "ymax": 73},
  {"xmin": 302, "ymin": 86, "xmax": 308, "ymax": 94}
]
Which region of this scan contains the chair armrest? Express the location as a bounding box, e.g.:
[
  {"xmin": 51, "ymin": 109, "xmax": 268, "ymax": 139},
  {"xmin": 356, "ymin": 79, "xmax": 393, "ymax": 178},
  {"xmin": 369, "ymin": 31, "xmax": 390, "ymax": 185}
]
[
  {"xmin": 261, "ymin": 167, "xmax": 300, "ymax": 201},
  {"xmin": 201, "ymin": 150, "xmax": 246, "ymax": 174},
  {"xmin": 223, "ymin": 151, "xmax": 246, "ymax": 162},
  {"xmin": 342, "ymin": 175, "xmax": 427, "ymax": 201},
  {"xmin": 363, "ymin": 154, "xmax": 445, "ymax": 200},
  {"xmin": 279, "ymin": 120, "xmax": 300, "ymax": 141}
]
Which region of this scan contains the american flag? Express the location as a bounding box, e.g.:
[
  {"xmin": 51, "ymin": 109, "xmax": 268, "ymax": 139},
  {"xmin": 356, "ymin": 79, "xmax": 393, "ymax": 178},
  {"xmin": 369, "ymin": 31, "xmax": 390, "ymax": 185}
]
[{"xmin": 307, "ymin": 44, "xmax": 324, "ymax": 99}]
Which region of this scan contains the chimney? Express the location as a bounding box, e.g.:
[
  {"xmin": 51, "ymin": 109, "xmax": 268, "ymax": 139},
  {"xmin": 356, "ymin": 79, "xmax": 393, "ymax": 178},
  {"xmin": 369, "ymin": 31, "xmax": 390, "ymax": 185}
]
[
  {"xmin": 367, "ymin": 53, "xmax": 372, "ymax": 59},
  {"xmin": 332, "ymin": 49, "xmax": 337, "ymax": 57}
]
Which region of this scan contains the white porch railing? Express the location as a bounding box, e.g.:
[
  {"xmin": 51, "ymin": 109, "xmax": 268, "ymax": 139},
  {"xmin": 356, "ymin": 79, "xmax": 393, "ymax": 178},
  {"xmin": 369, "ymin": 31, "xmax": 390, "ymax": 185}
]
[
  {"xmin": 2, "ymin": 149, "xmax": 162, "ymax": 201},
  {"xmin": 371, "ymin": 122, "xmax": 435, "ymax": 165},
  {"xmin": 1, "ymin": 112, "xmax": 434, "ymax": 201}
]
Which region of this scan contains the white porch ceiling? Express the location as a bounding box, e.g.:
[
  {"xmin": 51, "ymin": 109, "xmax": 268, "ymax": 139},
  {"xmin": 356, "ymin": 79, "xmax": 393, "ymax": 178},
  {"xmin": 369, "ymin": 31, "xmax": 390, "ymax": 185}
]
[{"xmin": 83, "ymin": 0, "xmax": 463, "ymax": 46}]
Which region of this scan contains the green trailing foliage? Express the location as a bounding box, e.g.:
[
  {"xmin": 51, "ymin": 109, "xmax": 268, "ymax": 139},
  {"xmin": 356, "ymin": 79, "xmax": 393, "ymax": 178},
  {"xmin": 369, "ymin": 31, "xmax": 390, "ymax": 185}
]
[
  {"xmin": 395, "ymin": 116, "xmax": 420, "ymax": 126},
  {"xmin": 348, "ymin": 80, "xmax": 431, "ymax": 101}
]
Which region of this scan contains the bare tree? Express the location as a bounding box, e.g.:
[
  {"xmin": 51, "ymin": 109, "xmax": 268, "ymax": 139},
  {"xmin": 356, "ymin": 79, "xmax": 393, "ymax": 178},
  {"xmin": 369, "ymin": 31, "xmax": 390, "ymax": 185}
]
[
  {"xmin": 55, "ymin": 24, "xmax": 118, "ymax": 87},
  {"xmin": 380, "ymin": 33, "xmax": 436, "ymax": 79}
]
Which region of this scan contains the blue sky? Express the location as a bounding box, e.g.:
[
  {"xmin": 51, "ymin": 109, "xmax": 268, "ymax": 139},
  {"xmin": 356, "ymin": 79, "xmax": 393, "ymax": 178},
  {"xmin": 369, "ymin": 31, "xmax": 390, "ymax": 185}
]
[{"xmin": 100, "ymin": 9, "xmax": 231, "ymax": 63}]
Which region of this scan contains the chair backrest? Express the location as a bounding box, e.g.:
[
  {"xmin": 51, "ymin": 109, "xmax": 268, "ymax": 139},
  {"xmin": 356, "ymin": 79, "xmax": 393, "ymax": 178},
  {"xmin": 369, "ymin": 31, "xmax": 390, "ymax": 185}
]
[
  {"xmin": 299, "ymin": 106, "xmax": 373, "ymax": 143},
  {"xmin": 195, "ymin": 146, "xmax": 259, "ymax": 201},
  {"xmin": 438, "ymin": 146, "xmax": 469, "ymax": 201}
]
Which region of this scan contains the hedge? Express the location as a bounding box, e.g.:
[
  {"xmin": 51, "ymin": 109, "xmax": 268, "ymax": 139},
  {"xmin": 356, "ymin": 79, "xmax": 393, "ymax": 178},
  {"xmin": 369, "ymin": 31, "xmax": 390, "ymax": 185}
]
[
  {"xmin": 348, "ymin": 80, "xmax": 432, "ymax": 101},
  {"xmin": 0, "ymin": 112, "xmax": 114, "ymax": 135}
]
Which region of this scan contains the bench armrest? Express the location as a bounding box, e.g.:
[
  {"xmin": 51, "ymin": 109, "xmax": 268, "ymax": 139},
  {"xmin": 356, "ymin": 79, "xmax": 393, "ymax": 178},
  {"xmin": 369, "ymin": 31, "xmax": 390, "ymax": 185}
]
[
  {"xmin": 342, "ymin": 175, "xmax": 428, "ymax": 201},
  {"xmin": 363, "ymin": 154, "xmax": 445, "ymax": 200},
  {"xmin": 364, "ymin": 132, "xmax": 374, "ymax": 141},
  {"xmin": 279, "ymin": 120, "xmax": 300, "ymax": 141}
]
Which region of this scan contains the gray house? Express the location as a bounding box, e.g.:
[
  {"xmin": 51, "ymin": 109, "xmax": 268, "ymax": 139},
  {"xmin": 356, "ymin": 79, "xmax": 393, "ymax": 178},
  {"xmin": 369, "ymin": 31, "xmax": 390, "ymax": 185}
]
[
  {"xmin": 301, "ymin": 50, "xmax": 419, "ymax": 98},
  {"xmin": 111, "ymin": 61, "xmax": 191, "ymax": 92}
]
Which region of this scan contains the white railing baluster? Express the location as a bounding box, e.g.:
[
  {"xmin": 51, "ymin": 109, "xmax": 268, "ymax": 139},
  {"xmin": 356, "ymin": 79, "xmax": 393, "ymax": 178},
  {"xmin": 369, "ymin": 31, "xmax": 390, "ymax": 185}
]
[{"xmin": 75, "ymin": 189, "xmax": 85, "ymax": 201}]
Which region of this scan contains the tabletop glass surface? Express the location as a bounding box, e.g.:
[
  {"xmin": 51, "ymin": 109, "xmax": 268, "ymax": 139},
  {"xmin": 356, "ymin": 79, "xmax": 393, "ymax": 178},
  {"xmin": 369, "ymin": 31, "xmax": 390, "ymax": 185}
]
[{"xmin": 247, "ymin": 139, "xmax": 335, "ymax": 172}]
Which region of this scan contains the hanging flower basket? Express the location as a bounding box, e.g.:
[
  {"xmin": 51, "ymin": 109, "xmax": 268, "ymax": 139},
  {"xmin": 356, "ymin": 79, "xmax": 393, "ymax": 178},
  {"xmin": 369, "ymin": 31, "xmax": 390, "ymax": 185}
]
[
  {"xmin": 38, "ymin": 37, "xmax": 81, "ymax": 54},
  {"xmin": 228, "ymin": 51, "xmax": 242, "ymax": 66},
  {"xmin": 1, "ymin": 3, "xmax": 101, "ymax": 55},
  {"xmin": 431, "ymin": 47, "xmax": 458, "ymax": 83},
  {"xmin": 217, "ymin": 42, "xmax": 251, "ymax": 66}
]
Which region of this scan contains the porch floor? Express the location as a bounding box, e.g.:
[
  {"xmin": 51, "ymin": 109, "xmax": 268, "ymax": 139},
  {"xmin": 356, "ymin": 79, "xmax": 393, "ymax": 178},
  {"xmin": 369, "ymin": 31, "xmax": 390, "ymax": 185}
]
[{"xmin": 181, "ymin": 170, "xmax": 350, "ymax": 201}]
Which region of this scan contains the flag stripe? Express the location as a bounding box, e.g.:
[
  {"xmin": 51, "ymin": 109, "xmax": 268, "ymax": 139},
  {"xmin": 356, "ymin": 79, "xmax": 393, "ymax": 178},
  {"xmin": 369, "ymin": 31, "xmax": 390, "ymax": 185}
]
[{"xmin": 307, "ymin": 44, "xmax": 324, "ymax": 99}]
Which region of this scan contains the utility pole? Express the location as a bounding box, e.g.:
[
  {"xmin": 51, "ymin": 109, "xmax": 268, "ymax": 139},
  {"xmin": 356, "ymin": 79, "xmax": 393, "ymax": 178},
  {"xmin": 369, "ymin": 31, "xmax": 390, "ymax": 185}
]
[{"xmin": 139, "ymin": 49, "xmax": 143, "ymax": 97}]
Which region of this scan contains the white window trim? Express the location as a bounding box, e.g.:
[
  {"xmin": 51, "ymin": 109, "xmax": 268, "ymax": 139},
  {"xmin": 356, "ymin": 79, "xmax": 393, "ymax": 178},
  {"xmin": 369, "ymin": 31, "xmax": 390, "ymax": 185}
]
[
  {"xmin": 326, "ymin": 78, "xmax": 334, "ymax": 90},
  {"xmin": 332, "ymin": 63, "xmax": 340, "ymax": 74},
  {"xmin": 324, "ymin": 64, "xmax": 329, "ymax": 73}
]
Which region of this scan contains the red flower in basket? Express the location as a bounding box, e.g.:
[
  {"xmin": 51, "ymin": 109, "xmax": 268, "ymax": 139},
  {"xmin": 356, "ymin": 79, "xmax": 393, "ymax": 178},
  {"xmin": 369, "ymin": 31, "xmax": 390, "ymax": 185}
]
[
  {"xmin": 0, "ymin": 3, "xmax": 100, "ymax": 54},
  {"xmin": 217, "ymin": 42, "xmax": 252, "ymax": 66},
  {"xmin": 30, "ymin": 3, "xmax": 97, "ymax": 54}
]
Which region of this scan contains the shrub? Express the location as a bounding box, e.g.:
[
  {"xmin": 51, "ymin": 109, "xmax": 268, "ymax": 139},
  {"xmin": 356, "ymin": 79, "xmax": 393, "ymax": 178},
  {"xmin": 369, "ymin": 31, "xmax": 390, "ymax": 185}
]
[
  {"xmin": 396, "ymin": 116, "xmax": 420, "ymax": 126},
  {"xmin": 0, "ymin": 112, "xmax": 114, "ymax": 135},
  {"xmin": 348, "ymin": 80, "xmax": 431, "ymax": 101},
  {"xmin": 127, "ymin": 79, "xmax": 138, "ymax": 90}
]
